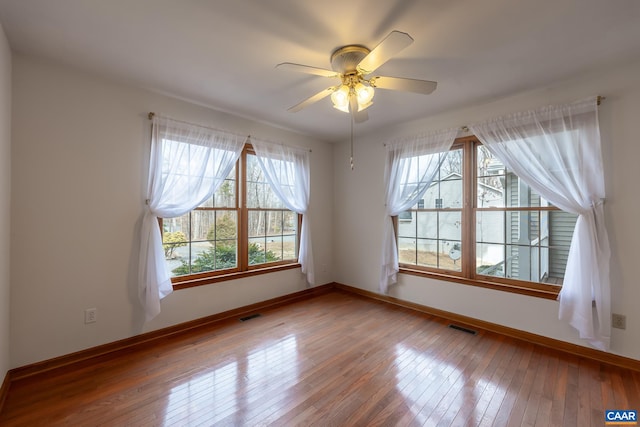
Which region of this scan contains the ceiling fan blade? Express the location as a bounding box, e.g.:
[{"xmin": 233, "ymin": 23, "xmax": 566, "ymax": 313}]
[
  {"xmin": 276, "ymin": 62, "xmax": 339, "ymax": 78},
  {"xmin": 348, "ymin": 95, "xmax": 369, "ymax": 123},
  {"xmin": 287, "ymin": 87, "xmax": 336, "ymax": 113},
  {"xmin": 356, "ymin": 30, "xmax": 414, "ymax": 75},
  {"xmin": 370, "ymin": 76, "xmax": 437, "ymax": 95}
]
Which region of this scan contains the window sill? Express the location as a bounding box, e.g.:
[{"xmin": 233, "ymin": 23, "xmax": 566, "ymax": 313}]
[
  {"xmin": 398, "ymin": 267, "xmax": 560, "ymax": 300},
  {"xmin": 172, "ymin": 263, "xmax": 302, "ymax": 290}
]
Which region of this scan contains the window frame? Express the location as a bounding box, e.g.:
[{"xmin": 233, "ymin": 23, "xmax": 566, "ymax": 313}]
[
  {"xmin": 396, "ymin": 136, "xmax": 566, "ymax": 300},
  {"xmin": 163, "ymin": 143, "xmax": 302, "ymax": 290}
]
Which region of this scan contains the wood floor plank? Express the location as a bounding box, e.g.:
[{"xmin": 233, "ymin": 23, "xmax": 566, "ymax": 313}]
[
  {"xmin": 422, "ymin": 334, "xmax": 498, "ymax": 426},
  {"xmin": 390, "ymin": 327, "xmax": 478, "ymax": 425},
  {"xmin": 1, "ymin": 290, "xmax": 638, "ymax": 426},
  {"xmin": 478, "ymin": 340, "xmax": 528, "ymax": 427},
  {"xmin": 521, "ymin": 348, "xmax": 550, "ymax": 426}
]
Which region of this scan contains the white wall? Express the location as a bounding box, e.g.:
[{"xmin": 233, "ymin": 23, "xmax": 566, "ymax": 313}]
[
  {"xmin": 334, "ymin": 57, "xmax": 640, "ymax": 361},
  {"xmin": 0, "ymin": 23, "xmax": 11, "ymax": 380},
  {"xmin": 10, "ymin": 55, "xmax": 334, "ymax": 368}
]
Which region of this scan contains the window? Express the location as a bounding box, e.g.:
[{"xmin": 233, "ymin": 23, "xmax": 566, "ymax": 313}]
[
  {"xmin": 397, "ymin": 136, "xmax": 577, "ymax": 298},
  {"xmin": 161, "ymin": 144, "xmax": 300, "ymax": 288},
  {"xmin": 397, "ymin": 147, "xmax": 463, "ymax": 271}
]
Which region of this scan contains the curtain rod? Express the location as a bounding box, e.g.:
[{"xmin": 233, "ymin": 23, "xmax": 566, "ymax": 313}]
[
  {"xmin": 459, "ymin": 95, "xmax": 605, "ymax": 132},
  {"xmin": 148, "ymin": 112, "xmax": 312, "ymax": 152},
  {"xmin": 147, "ymin": 112, "xmax": 243, "ymax": 136}
]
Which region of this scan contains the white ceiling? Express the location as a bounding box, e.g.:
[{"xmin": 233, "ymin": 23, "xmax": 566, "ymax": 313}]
[{"xmin": 1, "ymin": 0, "xmax": 640, "ymax": 143}]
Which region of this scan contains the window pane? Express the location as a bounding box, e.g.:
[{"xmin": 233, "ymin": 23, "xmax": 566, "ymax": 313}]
[
  {"xmin": 246, "ymin": 181, "xmax": 265, "ymax": 208},
  {"xmin": 162, "ymin": 214, "xmax": 189, "ymax": 236},
  {"xmin": 421, "ymin": 148, "xmax": 464, "ymax": 209},
  {"xmin": 398, "ymin": 210, "xmax": 413, "ymax": 221},
  {"xmin": 476, "ymin": 211, "xmax": 504, "ymax": 244},
  {"xmin": 190, "ymin": 210, "xmax": 216, "ymax": 241},
  {"xmin": 416, "ymin": 211, "xmax": 437, "ymax": 239},
  {"xmin": 397, "ymin": 216, "xmax": 417, "ymax": 239},
  {"xmin": 440, "ymin": 178, "xmax": 463, "ymax": 208},
  {"xmin": 213, "ymin": 179, "xmax": 236, "ymax": 208},
  {"xmin": 477, "ymin": 177, "xmax": 505, "ymax": 207},
  {"xmin": 264, "ymin": 211, "xmax": 284, "ymax": 262},
  {"xmin": 206, "ymin": 212, "xmax": 238, "ymax": 272},
  {"xmin": 396, "ymin": 147, "xmax": 464, "ymax": 274},
  {"xmin": 409, "ymin": 199, "xmax": 427, "ymax": 210},
  {"xmin": 476, "ymin": 243, "xmax": 505, "ymax": 277},
  {"xmin": 477, "ymin": 146, "xmax": 552, "ymax": 210},
  {"xmin": 475, "ymin": 209, "xmax": 576, "ymax": 285},
  {"xmin": 505, "ymin": 244, "xmax": 542, "ymax": 282},
  {"xmin": 427, "ymin": 179, "xmax": 463, "ymax": 209},
  {"xmin": 246, "ymin": 154, "xmax": 284, "ymax": 209},
  {"xmin": 265, "ymin": 236, "xmax": 284, "ymax": 261},
  {"xmin": 548, "ymin": 211, "xmax": 578, "ymax": 281},
  {"xmin": 199, "ymin": 166, "xmax": 236, "ymax": 208},
  {"xmin": 248, "ymin": 209, "xmax": 296, "ymax": 265},
  {"xmin": 163, "ymin": 214, "xmax": 189, "ymax": 276},
  {"xmin": 398, "ymin": 238, "xmax": 417, "ymax": 264},
  {"xmin": 265, "ymin": 210, "xmax": 283, "ymax": 239},
  {"xmin": 162, "ymin": 215, "xmax": 189, "ymax": 256},
  {"xmin": 213, "ymin": 211, "xmax": 238, "ymax": 240},
  {"xmin": 211, "ymin": 240, "xmax": 237, "ymax": 271},
  {"xmin": 282, "ymin": 211, "xmax": 298, "ymax": 260},
  {"xmin": 189, "ymin": 241, "xmax": 216, "ymax": 274},
  {"xmin": 283, "ymin": 211, "xmax": 297, "ymax": 233},
  {"xmin": 506, "ymin": 174, "xmax": 532, "ymax": 208},
  {"xmin": 477, "ymin": 146, "xmax": 505, "ymax": 178},
  {"xmin": 493, "ymin": 173, "xmax": 549, "ymax": 209},
  {"xmin": 248, "ymin": 211, "xmax": 266, "ymax": 238},
  {"xmin": 440, "ymin": 240, "xmax": 462, "ymax": 271},
  {"xmin": 507, "ymin": 211, "xmax": 539, "ymax": 245},
  {"xmin": 248, "ymin": 237, "xmax": 266, "ymax": 265},
  {"xmin": 417, "ymin": 239, "xmax": 437, "ymax": 268},
  {"xmin": 439, "ymin": 211, "xmax": 461, "ymax": 241},
  {"xmin": 168, "ymin": 211, "xmax": 238, "ymax": 277},
  {"xmin": 441, "ymin": 149, "xmax": 463, "ymax": 176}
]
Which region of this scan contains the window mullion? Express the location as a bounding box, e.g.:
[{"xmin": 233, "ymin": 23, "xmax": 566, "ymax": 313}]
[
  {"xmin": 239, "ymin": 146, "xmax": 249, "ymax": 270},
  {"xmin": 464, "ymin": 140, "xmax": 476, "ymax": 279}
]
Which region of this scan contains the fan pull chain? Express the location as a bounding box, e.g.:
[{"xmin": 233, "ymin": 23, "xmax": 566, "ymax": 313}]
[{"xmin": 350, "ymin": 112, "xmax": 354, "ymax": 170}]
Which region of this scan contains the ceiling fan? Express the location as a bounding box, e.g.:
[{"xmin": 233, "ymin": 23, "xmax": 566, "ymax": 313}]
[{"xmin": 276, "ymin": 30, "xmax": 437, "ymax": 123}]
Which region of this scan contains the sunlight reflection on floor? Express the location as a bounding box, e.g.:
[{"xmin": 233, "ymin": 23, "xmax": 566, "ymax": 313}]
[
  {"xmin": 394, "ymin": 343, "xmax": 504, "ymax": 425},
  {"xmin": 162, "ymin": 335, "xmax": 299, "ymax": 425}
]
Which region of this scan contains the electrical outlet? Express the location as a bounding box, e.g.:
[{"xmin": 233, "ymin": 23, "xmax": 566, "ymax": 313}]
[
  {"xmin": 84, "ymin": 308, "xmax": 97, "ymax": 324},
  {"xmin": 612, "ymin": 313, "xmax": 626, "ymax": 330}
]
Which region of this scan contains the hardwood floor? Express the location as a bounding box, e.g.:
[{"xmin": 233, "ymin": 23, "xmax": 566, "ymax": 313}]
[{"xmin": 1, "ymin": 290, "xmax": 639, "ymax": 426}]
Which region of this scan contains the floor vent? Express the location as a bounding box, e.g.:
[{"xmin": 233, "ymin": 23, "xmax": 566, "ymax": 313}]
[
  {"xmin": 239, "ymin": 313, "xmax": 262, "ymax": 322},
  {"xmin": 448, "ymin": 324, "xmax": 477, "ymax": 335}
]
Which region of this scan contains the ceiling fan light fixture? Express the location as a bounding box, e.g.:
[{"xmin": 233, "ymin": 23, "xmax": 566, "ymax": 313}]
[
  {"xmin": 355, "ymin": 82, "xmax": 374, "ymax": 105},
  {"xmin": 331, "ymin": 85, "xmax": 350, "ymax": 112},
  {"xmin": 278, "ymin": 30, "xmax": 436, "ymax": 169}
]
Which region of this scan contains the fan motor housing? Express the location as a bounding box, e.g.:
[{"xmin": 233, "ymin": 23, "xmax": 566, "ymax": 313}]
[{"xmin": 330, "ymin": 45, "xmax": 370, "ymax": 74}]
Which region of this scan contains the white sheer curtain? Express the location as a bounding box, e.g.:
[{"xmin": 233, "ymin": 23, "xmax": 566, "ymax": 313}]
[
  {"xmin": 380, "ymin": 128, "xmax": 458, "ymax": 293},
  {"xmin": 470, "ymin": 97, "xmax": 611, "ymax": 350},
  {"xmin": 251, "ymin": 138, "xmax": 314, "ymax": 285},
  {"xmin": 139, "ymin": 116, "xmax": 244, "ymax": 321}
]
